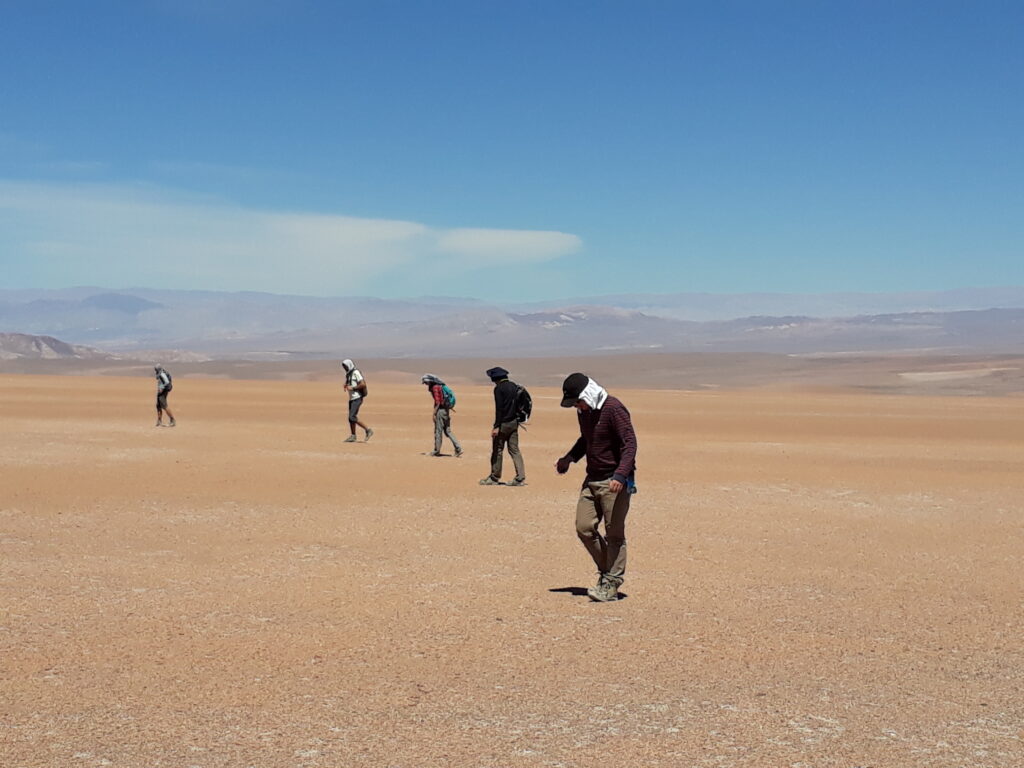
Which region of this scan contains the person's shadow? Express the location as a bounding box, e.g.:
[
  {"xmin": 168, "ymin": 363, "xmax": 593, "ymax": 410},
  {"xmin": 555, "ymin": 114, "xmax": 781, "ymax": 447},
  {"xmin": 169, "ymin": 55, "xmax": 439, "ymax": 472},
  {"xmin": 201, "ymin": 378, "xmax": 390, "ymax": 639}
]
[{"xmin": 548, "ymin": 587, "xmax": 628, "ymax": 600}]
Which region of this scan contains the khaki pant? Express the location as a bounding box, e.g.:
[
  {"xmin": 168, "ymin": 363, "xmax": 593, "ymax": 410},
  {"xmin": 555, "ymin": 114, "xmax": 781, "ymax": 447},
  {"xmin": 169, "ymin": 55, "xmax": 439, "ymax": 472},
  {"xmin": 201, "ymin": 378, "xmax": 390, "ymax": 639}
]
[
  {"xmin": 489, "ymin": 420, "xmax": 525, "ymax": 482},
  {"xmin": 575, "ymin": 479, "xmax": 630, "ymax": 581},
  {"xmin": 434, "ymin": 408, "xmax": 461, "ymax": 453}
]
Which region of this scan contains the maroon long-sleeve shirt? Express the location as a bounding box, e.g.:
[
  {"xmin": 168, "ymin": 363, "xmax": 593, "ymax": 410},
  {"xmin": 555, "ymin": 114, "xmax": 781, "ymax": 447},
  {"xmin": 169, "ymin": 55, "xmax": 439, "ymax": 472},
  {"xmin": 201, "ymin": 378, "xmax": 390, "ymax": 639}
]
[{"xmin": 564, "ymin": 395, "xmax": 638, "ymax": 484}]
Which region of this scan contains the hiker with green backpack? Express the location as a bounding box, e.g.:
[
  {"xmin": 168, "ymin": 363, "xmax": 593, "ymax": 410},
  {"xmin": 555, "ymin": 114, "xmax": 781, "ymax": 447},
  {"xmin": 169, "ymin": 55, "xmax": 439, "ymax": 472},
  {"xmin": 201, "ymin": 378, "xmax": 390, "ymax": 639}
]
[{"xmin": 422, "ymin": 374, "xmax": 463, "ymax": 457}]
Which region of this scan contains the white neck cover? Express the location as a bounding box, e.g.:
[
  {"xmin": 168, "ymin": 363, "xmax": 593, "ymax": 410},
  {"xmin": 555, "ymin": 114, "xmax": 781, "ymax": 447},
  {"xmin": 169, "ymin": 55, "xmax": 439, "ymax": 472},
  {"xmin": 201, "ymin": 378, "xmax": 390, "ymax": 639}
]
[{"xmin": 579, "ymin": 378, "xmax": 608, "ymax": 410}]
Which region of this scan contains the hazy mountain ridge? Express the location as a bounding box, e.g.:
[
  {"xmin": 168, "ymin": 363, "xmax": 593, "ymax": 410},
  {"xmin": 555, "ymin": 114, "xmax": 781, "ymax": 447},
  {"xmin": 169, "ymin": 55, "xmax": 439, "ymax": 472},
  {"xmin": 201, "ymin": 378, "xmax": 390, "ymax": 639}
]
[
  {"xmin": 514, "ymin": 287, "xmax": 1024, "ymax": 321},
  {"xmin": 2, "ymin": 287, "xmax": 1024, "ymax": 359},
  {"xmin": 0, "ymin": 333, "xmax": 116, "ymax": 361}
]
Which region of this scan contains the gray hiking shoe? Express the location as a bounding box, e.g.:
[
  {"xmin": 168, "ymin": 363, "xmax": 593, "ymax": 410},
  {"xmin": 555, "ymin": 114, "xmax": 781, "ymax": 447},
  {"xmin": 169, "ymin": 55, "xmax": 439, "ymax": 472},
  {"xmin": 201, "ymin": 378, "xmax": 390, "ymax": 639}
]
[
  {"xmin": 588, "ymin": 574, "xmax": 621, "ymax": 602},
  {"xmin": 343, "ymin": 434, "xmax": 358, "ymax": 443},
  {"xmin": 478, "ymin": 476, "xmax": 500, "ymax": 486},
  {"xmin": 364, "ymin": 428, "xmax": 374, "ymax": 442},
  {"xmin": 454, "ymin": 448, "xmax": 464, "ymax": 458},
  {"xmin": 507, "ymin": 478, "xmax": 527, "ymax": 487},
  {"xmin": 428, "ymin": 450, "xmax": 442, "ymax": 457}
]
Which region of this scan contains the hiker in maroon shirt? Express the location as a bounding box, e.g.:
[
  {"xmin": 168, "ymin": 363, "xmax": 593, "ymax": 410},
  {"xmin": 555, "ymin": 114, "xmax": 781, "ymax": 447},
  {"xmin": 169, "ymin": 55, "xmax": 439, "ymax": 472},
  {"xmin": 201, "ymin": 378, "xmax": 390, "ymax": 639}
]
[{"xmin": 555, "ymin": 373, "xmax": 638, "ymax": 602}]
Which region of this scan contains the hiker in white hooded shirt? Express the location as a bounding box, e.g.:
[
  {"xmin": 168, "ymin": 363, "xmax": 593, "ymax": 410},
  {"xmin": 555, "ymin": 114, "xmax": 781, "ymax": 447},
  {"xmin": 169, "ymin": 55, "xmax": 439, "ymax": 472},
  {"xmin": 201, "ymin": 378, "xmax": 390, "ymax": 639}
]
[
  {"xmin": 154, "ymin": 364, "xmax": 176, "ymax": 427},
  {"xmin": 341, "ymin": 359, "xmax": 373, "ymax": 442}
]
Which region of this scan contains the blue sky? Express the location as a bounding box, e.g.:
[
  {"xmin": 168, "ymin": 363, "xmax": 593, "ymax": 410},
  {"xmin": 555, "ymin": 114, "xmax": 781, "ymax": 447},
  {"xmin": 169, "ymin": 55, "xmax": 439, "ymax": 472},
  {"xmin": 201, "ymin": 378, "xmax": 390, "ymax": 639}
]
[{"xmin": 1, "ymin": 0, "xmax": 1022, "ymax": 302}]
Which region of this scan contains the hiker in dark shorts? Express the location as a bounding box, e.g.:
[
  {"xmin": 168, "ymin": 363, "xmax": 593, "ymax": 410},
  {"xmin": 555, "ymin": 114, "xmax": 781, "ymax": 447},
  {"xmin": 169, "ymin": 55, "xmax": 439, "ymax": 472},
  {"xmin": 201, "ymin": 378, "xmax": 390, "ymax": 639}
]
[
  {"xmin": 154, "ymin": 364, "xmax": 175, "ymax": 427},
  {"xmin": 556, "ymin": 373, "xmax": 638, "ymax": 602},
  {"xmin": 479, "ymin": 366, "xmax": 526, "ymax": 486},
  {"xmin": 342, "ymin": 359, "xmax": 373, "ymax": 442}
]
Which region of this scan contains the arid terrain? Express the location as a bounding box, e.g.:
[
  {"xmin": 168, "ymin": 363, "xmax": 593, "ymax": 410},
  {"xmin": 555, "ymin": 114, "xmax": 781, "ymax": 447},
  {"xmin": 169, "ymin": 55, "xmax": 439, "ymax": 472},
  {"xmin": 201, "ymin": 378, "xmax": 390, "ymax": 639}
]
[{"xmin": 2, "ymin": 369, "xmax": 1023, "ymax": 767}]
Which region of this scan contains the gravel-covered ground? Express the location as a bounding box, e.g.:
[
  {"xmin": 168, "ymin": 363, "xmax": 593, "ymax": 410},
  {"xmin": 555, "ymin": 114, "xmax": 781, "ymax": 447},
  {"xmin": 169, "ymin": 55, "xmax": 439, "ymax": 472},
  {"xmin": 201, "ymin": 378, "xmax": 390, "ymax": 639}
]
[{"xmin": 2, "ymin": 373, "xmax": 1022, "ymax": 768}]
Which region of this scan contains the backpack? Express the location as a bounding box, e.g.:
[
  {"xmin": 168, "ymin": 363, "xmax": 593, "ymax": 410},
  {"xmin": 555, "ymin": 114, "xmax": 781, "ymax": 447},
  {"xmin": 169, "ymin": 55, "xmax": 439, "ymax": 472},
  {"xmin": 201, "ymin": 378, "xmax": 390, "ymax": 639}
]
[
  {"xmin": 514, "ymin": 385, "xmax": 532, "ymax": 424},
  {"xmin": 348, "ymin": 371, "xmax": 367, "ymax": 397},
  {"xmin": 440, "ymin": 384, "xmax": 456, "ymax": 410},
  {"xmin": 159, "ymin": 370, "xmax": 172, "ymax": 391}
]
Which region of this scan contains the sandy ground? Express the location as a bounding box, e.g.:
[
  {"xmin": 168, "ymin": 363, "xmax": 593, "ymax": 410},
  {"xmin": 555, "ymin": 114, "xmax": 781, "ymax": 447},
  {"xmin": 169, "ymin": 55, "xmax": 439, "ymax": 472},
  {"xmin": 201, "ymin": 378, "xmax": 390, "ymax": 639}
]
[
  {"xmin": 7, "ymin": 352, "xmax": 1024, "ymax": 397},
  {"xmin": 1, "ymin": 373, "xmax": 1022, "ymax": 768}
]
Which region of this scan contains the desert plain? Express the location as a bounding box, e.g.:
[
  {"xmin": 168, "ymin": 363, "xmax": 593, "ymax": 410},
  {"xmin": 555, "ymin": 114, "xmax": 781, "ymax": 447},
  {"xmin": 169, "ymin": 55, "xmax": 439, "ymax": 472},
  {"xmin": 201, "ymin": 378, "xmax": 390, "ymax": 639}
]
[{"xmin": 1, "ymin": 364, "xmax": 1023, "ymax": 768}]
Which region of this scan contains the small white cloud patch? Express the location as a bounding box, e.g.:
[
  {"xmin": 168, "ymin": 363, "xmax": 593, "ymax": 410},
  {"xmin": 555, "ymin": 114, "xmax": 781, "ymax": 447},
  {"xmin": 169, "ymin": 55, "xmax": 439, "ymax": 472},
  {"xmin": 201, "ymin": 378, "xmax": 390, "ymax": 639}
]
[{"xmin": 437, "ymin": 228, "xmax": 582, "ymax": 263}]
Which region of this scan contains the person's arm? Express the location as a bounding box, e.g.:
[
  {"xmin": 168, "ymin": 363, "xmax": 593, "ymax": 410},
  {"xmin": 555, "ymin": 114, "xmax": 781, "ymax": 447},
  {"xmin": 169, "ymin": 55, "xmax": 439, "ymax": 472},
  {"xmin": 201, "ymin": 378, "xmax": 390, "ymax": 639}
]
[
  {"xmin": 432, "ymin": 385, "xmax": 442, "ymax": 413},
  {"xmin": 555, "ymin": 433, "xmax": 586, "ymax": 474},
  {"xmin": 492, "ymin": 387, "xmax": 501, "ymax": 429},
  {"xmin": 610, "ymin": 404, "xmax": 638, "ymax": 488}
]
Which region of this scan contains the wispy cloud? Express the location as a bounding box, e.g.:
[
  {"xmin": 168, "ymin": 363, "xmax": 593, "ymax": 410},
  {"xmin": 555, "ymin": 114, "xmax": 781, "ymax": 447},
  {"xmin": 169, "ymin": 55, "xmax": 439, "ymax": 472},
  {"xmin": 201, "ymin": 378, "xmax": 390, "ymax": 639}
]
[
  {"xmin": 438, "ymin": 228, "xmax": 582, "ymax": 264},
  {"xmin": 0, "ymin": 180, "xmax": 582, "ymax": 295}
]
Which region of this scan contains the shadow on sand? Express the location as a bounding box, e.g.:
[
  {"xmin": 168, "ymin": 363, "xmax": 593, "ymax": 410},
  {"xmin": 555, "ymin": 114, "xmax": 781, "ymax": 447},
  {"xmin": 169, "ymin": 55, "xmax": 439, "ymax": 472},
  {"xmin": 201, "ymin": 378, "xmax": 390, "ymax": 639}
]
[{"xmin": 548, "ymin": 586, "xmax": 628, "ymax": 600}]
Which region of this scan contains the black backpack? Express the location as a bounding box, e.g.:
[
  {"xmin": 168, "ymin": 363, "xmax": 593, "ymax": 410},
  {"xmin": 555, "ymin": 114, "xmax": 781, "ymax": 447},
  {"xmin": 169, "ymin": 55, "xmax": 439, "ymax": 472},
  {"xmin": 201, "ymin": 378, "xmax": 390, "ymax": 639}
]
[{"xmin": 515, "ymin": 385, "xmax": 533, "ymax": 424}]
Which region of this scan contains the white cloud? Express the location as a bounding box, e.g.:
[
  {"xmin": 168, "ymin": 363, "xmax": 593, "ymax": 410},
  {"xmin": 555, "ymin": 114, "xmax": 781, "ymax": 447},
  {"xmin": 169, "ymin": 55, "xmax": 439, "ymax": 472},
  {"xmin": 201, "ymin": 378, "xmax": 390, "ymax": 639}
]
[
  {"xmin": 437, "ymin": 228, "xmax": 582, "ymax": 263},
  {"xmin": 0, "ymin": 181, "xmax": 582, "ymax": 295}
]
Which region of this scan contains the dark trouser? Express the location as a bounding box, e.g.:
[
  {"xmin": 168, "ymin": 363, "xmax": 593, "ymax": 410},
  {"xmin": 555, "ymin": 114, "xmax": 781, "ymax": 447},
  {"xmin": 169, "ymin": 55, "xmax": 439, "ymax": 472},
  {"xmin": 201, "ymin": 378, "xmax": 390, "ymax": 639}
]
[
  {"xmin": 434, "ymin": 408, "xmax": 461, "ymax": 453},
  {"xmin": 575, "ymin": 478, "xmax": 631, "ymax": 582},
  {"xmin": 156, "ymin": 390, "xmax": 169, "ymax": 411},
  {"xmin": 348, "ymin": 398, "xmax": 363, "ymax": 423},
  {"xmin": 489, "ymin": 420, "xmax": 525, "ymax": 482}
]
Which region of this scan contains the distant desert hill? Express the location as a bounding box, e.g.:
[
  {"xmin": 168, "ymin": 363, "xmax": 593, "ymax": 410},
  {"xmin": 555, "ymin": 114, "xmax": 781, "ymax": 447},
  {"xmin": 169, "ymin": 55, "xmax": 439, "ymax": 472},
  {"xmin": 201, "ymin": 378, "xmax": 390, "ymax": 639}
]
[
  {"xmin": 2, "ymin": 286, "xmax": 1024, "ymax": 359},
  {"xmin": 0, "ymin": 333, "xmax": 115, "ymax": 361}
]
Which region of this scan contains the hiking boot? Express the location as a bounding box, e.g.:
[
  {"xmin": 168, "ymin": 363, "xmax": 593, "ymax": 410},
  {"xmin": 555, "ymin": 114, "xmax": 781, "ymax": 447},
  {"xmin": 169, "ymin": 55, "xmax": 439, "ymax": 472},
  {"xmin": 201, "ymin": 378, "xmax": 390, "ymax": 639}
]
[
  {"xmin": 428, "ymin": 450, "xmax": 442, "ymax": 457},
  {"xmin": 454, "ymin": 448, "xmax": 464, "ymax": 458},
  {"xmin": 155, "ymin": 421, "xmax": 163, "ymax": 427},
  {"xmin": 507, "ymin": 478, "xmax": 527, "ymax": 487},
  {"xmin": 168, "ymin": 419, "xmax": 176, "ymax": 427},
  {"xmin": 343, "ymin": 435, "xmax": 358, "ymax": 443},
  {"xmin": 588, "ymin": 574, "xmax": 621, "ymax": 602},
  {"xmin": 478, "ymin": 476, "xmax": 500, "ymax": 486},
  {"xmin": 364, "ymin": 428, "xmax": 374, "ymax": 442}
]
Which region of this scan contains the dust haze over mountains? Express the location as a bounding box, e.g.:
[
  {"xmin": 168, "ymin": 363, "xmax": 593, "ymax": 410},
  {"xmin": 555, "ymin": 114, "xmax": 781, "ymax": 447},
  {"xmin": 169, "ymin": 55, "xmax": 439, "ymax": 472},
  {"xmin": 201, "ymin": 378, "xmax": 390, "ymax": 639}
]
[{"xmin": 2, "ymin": 286, "xmax": 1024, "ymax": 361}]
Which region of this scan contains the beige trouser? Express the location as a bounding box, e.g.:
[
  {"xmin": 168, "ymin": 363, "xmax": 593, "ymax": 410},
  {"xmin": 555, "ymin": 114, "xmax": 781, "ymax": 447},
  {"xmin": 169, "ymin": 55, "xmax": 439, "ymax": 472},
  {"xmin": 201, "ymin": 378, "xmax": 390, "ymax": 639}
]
[
  {"xmin": 434, "ymin": 408, "xmax": 461, "ymax": 453},
  {"xmin": 489, "ymin": 421, "xmax": 525, "ymax": 482},
  {"xmin": 575, "ymin": 479, "xmax": 631, "ymax": 581}
]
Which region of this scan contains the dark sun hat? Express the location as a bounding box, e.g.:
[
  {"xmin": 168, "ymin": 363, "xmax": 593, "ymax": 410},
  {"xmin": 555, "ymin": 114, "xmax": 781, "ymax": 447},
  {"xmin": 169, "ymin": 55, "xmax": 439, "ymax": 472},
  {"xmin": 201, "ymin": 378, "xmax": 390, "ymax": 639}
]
[
  {"xmin": 486, "ymin": 366, "xmax": 509, "ymax": 380},
  {"xmin": 560, "ymin": 372, "xmax": 589, "ymax": 407}
]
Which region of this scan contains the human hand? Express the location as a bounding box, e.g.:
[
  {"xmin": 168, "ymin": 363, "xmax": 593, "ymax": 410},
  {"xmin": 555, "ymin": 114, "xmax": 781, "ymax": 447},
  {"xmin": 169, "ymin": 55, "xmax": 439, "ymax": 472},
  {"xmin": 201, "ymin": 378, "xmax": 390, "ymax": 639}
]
[
  {"xmin": 555, "ymin": 456, "xmax": 572, "ymax": 474},
  {"xmin": 609, "ymin": 479, "xmax": 624, "ymax": 493},
  {"xmin": 491, "ymin": 428, "xmax": 499, "ymax": 438}
]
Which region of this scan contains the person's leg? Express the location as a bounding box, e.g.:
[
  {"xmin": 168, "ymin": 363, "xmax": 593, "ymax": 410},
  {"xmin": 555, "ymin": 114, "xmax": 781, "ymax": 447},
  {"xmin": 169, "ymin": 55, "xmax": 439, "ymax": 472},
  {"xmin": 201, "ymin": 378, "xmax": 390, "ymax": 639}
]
[
  {"xmin": 353, "ymin": 399, "xmax": 372, "ymax": 439},
  {"xmin": 164, "ymin": 403, "xmax": 176, "ymax": 426},
  {"xmin": 156, "ymin": 392, "xmax": 166, "ymax": 425},
  {"xmin": 445, "ymin": 413, "xmax": 462, "ymax": 456},
  {"xmin": 575, "ymin": 482, "xmax": 608, "ymax": 575},
  {"xmin": 593, "ymin": 480, "xmax": 631, "ymax": 592},
  {"xmin": 432, "ymin": 410, "xmax": 445, "ymax": 453},
  {"xmin": 345, "ymin": 399, "xmax": 360, "ymax": 441},
  {"xmin": 487, "ymin": 429, "xmax": 504, "ymax": 480},
  {"xmin": 505, "ymin": 422, "xmax": 525, "ymax": 482}
]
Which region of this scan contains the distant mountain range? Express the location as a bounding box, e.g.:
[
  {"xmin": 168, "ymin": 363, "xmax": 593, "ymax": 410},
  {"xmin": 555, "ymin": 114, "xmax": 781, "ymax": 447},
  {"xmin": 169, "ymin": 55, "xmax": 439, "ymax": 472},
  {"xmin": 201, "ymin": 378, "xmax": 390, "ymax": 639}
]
[
  {"xmin": 2, "ymin": 286, "xmax": 1023, "ymax": 360},
  {"xmin": 0, "ymin": 332, "xmax": 115, "ymax": 361}
]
